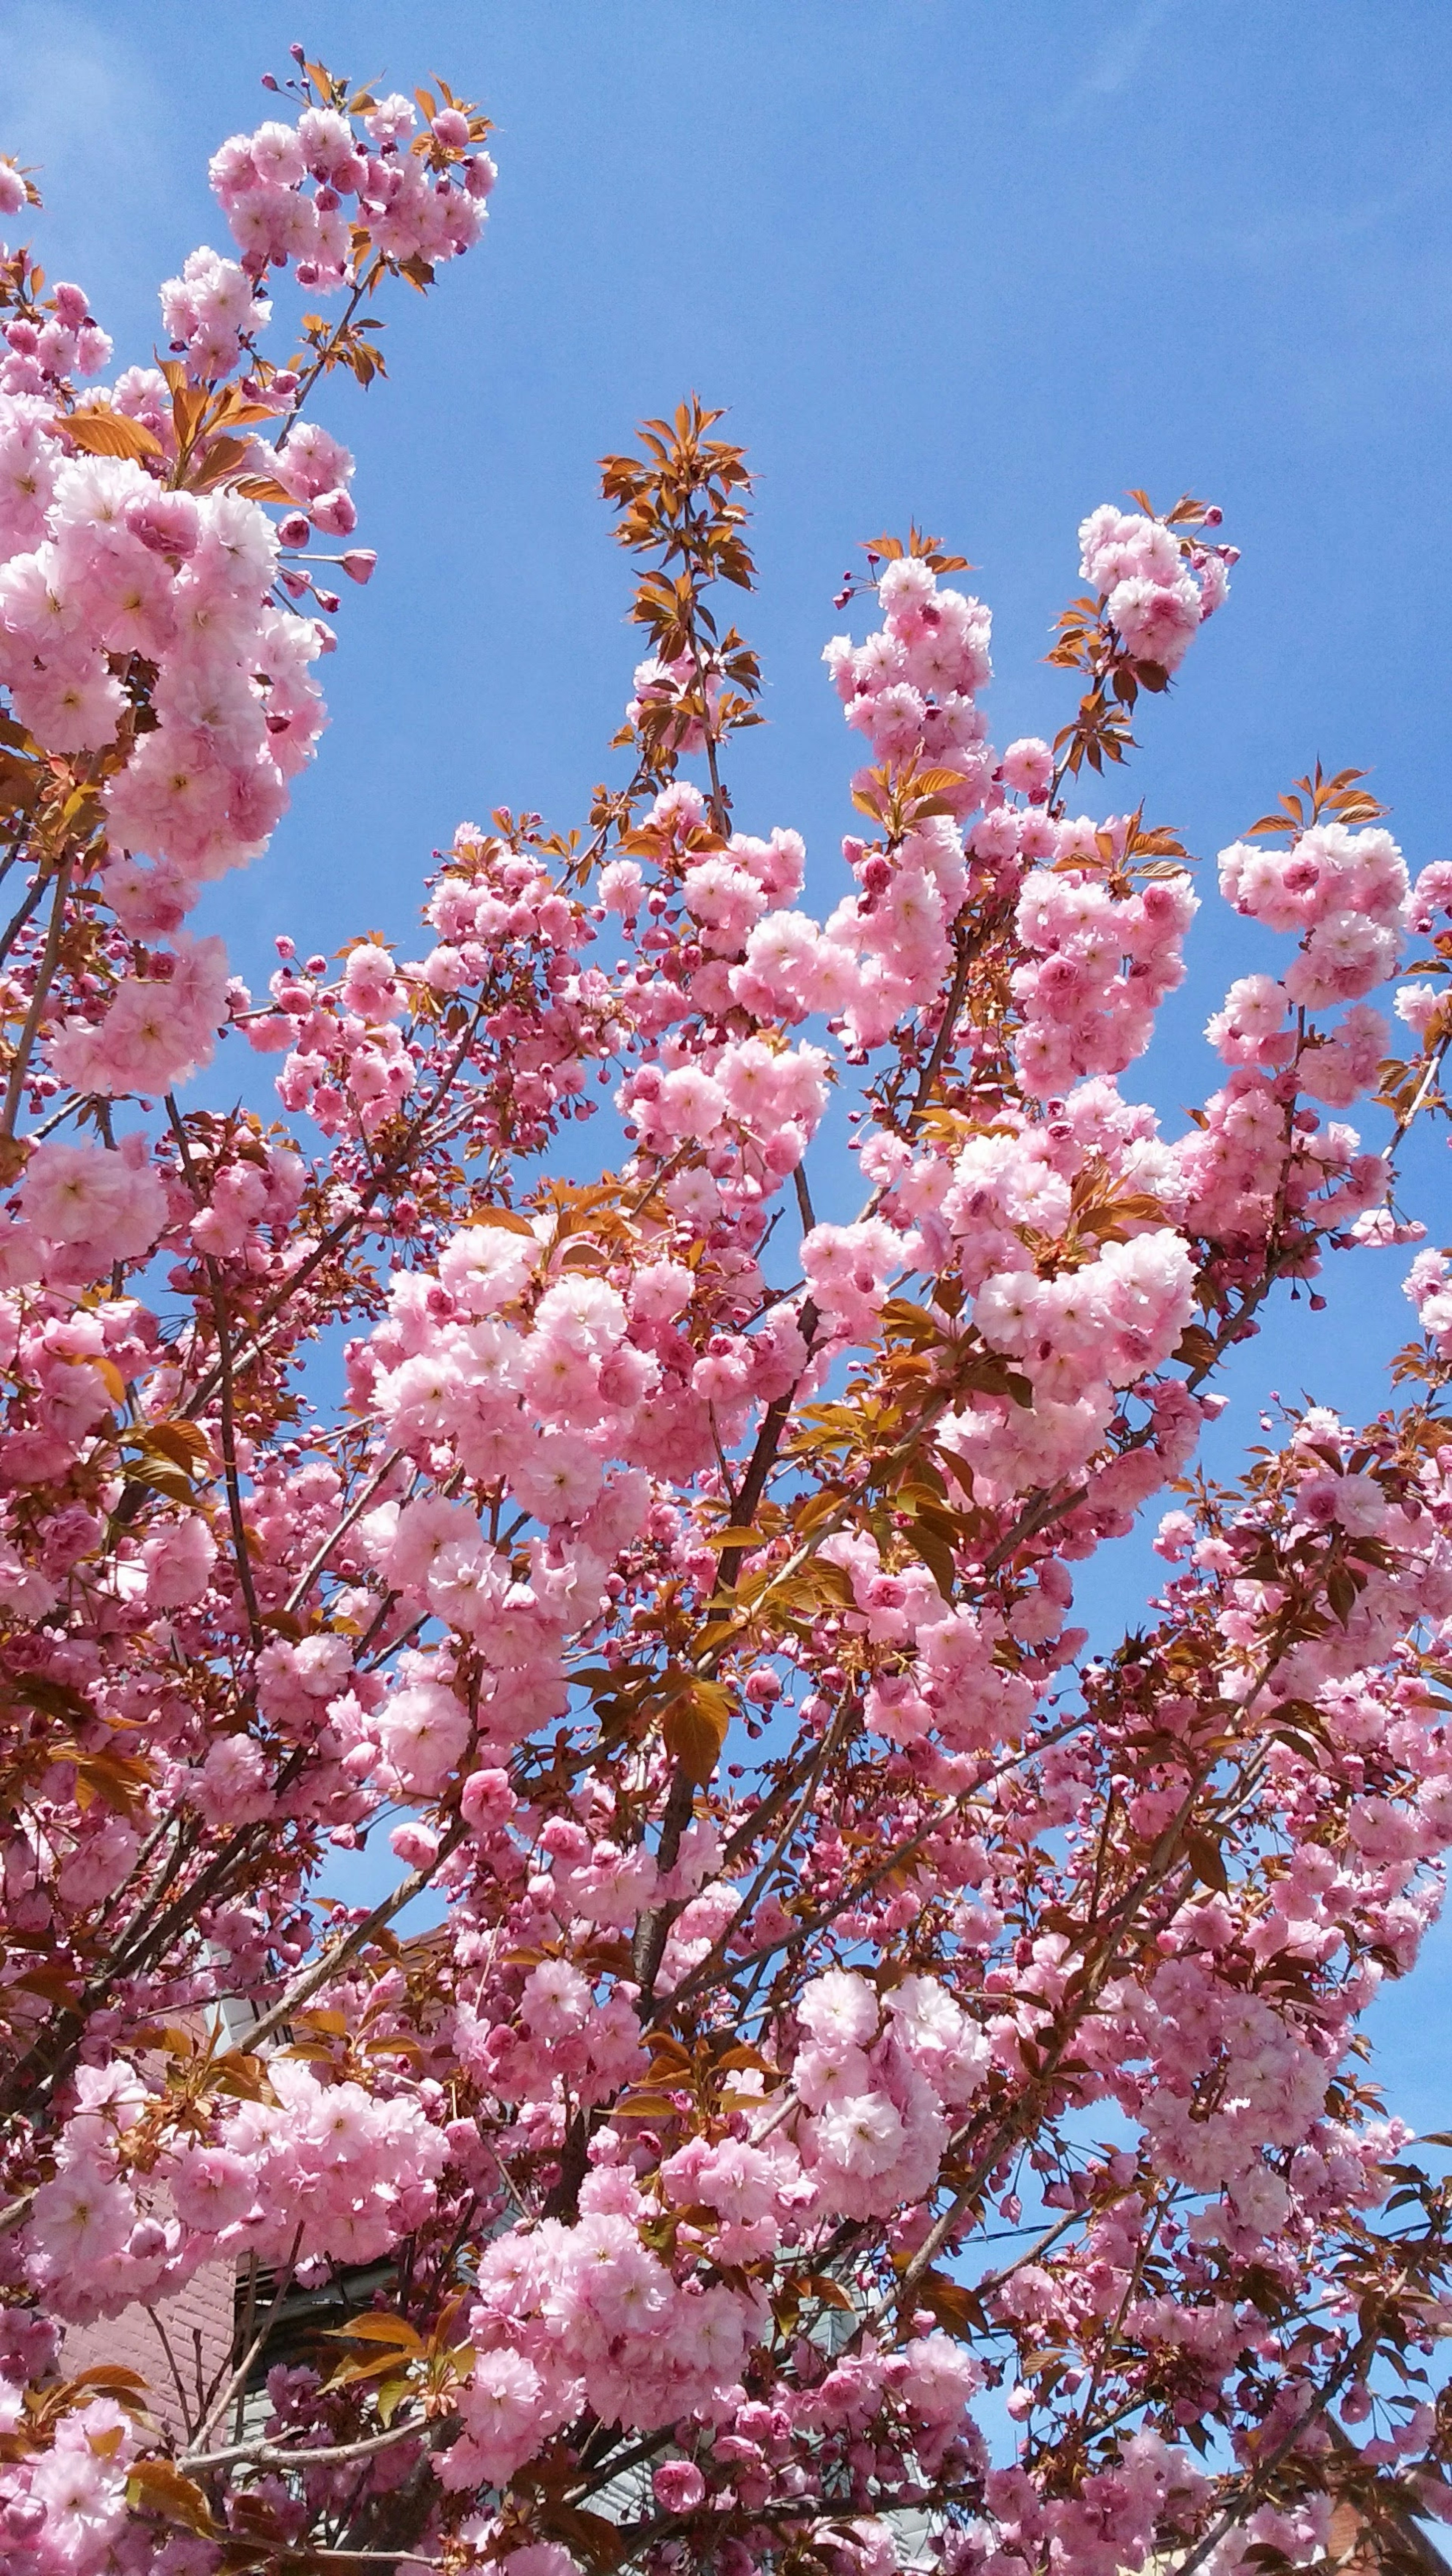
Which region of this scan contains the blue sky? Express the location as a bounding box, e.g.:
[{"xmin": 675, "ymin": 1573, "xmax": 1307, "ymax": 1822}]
[{"xmin": 9, "ymin": 0, "xmax": 1452, "ymax": 2120}]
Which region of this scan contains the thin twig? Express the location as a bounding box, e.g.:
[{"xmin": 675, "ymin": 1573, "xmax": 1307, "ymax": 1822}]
[
  {"xmin": 240, "ymin": 1814, "xmax": 469, "ymax": 2057},
  {"xmin": 0, "ymin": 866, "xmax": 46, "ymax": 970},
  {"xmin": 1, "ymin": 851, "xmax": 71, "ymax": 1139},
  {"xmin": 285, "ymin": 1448, "xmax": 403, "ymax": 1615},
  {"xmin": 142, "ymin": 2301, "xmax": 195, "ymax": 2435}
]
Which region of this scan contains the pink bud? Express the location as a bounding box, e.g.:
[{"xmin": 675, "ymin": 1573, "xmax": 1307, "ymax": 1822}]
[{"xmin": 341, "ymin": 550, "xmax": 377, "ymax": 585}]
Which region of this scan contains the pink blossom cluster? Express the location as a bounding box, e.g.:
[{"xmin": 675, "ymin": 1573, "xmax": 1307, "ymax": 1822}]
[
  {"xmin": 823, "ymin": 554, "xmax": 993, "ymax": 795},
  {"xmin": 0, "ymin": 440, "xmax": 323, "ymax": 883},
  {"xmin": 157, "ymin": 245, "xmax": 271, "ymax": 385},
  {"xmin": 1011, "ymin": 850, "xmax": 1198, "ymax": 1096},
  {"xmin": 9, "ymin": 1139, "xmax": 170, "ymax": 1290},
  {"xmin": 441, "ymin": 1967, "xmax": 987, "ymax": 2489},
  {"xmin": 1210, "ymin": 823, "xmax": 1408, "ymax": 1127},
  {"xmin": 1406, "ymin": 1248, "xmax": 1452, "ymax": 1355},
  {"xmin": 1078, "ymin": 501, "xmax": 1230, "ymax": 673},
  {"xmin": 953, "ymin": 2433, "xmax": 1210, "ymax": 2576},
  {"xmin": 448, "ymin": 2193, "xmax": 761, "ymax": 2488},
  {"xmin": 1177, "ymin": 1068, "xmax": 1390, "ymax": 1252},
  {"xmin": 0, "ymin": 281, "xmax": 112, "ymax": 399},
  {"xmin": 0, "ymin": 2392, "xmax": 141, "ymax": 2572},
  {"xmin": 23, "ymin": 2063, "xmax": 190, "ymax": 2330},
  {"xmin": 1171, "ymin": 821, "xmax": 1418, "ymax": 1264},
  {"xmin": 201, "ymin": 2056, "xmax": 448, "ymax": 2267},
  {"xmin": 1218, "ymin": 823, "xmax": 1408, "ymax": 1012},
  {"xmin": 47, "ymin": 932, "xmax": 231, "ymax": 1100},
  {"xmin": 725, "ymin": 811, "xmax": 967, "ymax": 1061},
  {"xmin": 208, "ymin": 96, "xmax": 493, "ymax": 301},
  {"xmin": 0, "ymin": 74, "xmax": 489, "ymax": 1251}
]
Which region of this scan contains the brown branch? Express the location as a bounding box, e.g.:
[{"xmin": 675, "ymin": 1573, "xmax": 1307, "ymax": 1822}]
[
  {"xmin": 181, "ymin": 2415, "xmax": 426, "ymax": 2474},
  {"xmin": 164, "ymin": 1099, "xmax": 263, "ymax": 1653}
]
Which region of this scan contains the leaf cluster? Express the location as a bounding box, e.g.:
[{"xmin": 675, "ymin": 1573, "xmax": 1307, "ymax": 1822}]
[{"xmin": 1245, "ymin": 761, "xmax": 1388, "ymax": 844}]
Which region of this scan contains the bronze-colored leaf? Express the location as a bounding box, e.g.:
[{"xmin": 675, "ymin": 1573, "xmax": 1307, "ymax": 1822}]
[
  {"xmin": 324, "ymin": 2312, "xmax": 425, "ymax": 2349},
  {"xmin": 902, "ymin": 1518, "xmax": 956, "ymax": 1601},
  {"xmin": 467, "ymin": 1205, "xmax": 537, "ymax": 1236},
  {"xmin": 126, "ymin": 2460, "xmax": 221, "ymax": 2537},
  {"xmin": 143, "ymin": 1420, "xmax": 211, "ymax": 1470},
  {"xmin": 1326, "ymin": 1564, "xmax": 1359, "ymax": 1627},
  {"xmin": 187, "ymin": 434, "xmax": 251, "ymax": 489},
  {"xmin": 801, "ymin": 2272, "xmax": 855, "ymax": 2311},
  {"xmin": 57, "ymin": 409, "xmax": 163, "ymax": 461},
  {"xmin": 902, "ymin": 2264, "xmax": 985, "ymax": 2334},
  {"xmin": 1185, "ymin": 1830, "xmax": 1229, "ymax": 1894},
  {"xmin": 661, "ymin": 1676, "xmax": 733, "ymax": 1784},
  {"xmin": 613, "ymin": 2087, "xmax": 686, "ymax": 2119}
]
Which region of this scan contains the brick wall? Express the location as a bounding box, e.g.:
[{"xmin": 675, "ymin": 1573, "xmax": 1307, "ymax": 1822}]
[{"xmin": 60, "ymin": 2255, "xmax": 237, "ymax": 2442}]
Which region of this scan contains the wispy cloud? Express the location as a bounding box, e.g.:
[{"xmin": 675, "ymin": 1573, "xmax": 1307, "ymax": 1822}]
[
  {"xmin": 1220, "ymin": 155, "xmax": 1452, "ymax": 265},
  {"xmin": 1053, "ymin": 0, "xmax": 1174, "ymax": 123}
]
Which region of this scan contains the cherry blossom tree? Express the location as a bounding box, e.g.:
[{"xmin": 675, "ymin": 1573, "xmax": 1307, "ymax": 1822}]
[{"xmin": 1, "ymin": 46, "xmax": 1452, "ymax": 2576}]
